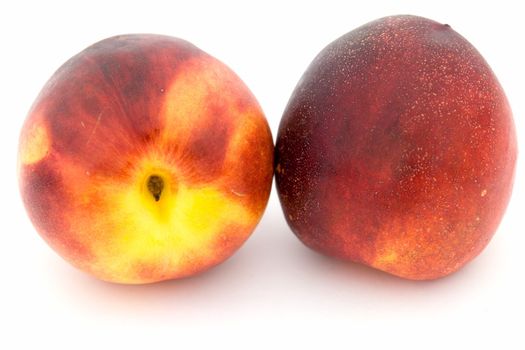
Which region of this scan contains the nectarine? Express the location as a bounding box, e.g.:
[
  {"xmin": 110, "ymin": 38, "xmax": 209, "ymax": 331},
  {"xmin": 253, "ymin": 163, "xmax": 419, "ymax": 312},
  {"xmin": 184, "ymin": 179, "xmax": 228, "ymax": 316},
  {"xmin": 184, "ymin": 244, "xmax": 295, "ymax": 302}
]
[
  {"xmin": 275, "ymin": 15, "xmax": 517, "ymax": 280},
  {"xmin": 18, "ymin": 35, "xmax": 273, "ymax": 284}
]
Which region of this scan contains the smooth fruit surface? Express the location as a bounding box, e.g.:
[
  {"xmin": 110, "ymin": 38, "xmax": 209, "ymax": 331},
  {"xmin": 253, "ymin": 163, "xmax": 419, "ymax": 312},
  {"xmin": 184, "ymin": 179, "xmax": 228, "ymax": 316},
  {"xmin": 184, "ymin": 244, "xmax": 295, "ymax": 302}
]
[
  {"xmin": 275, "ymin": 15, "xmax": 517, "ymax": 280},
  {"xmin": 18, "ymin": 34, "xmax": 273, "ymax": 284}
]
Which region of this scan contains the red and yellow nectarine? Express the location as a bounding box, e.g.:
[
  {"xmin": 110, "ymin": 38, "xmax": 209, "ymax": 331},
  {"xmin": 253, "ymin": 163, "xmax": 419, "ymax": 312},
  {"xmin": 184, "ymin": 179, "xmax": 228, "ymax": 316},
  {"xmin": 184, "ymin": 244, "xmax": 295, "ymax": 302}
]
[
  {"xmin": 18, "ymin": 34, "xmax": 273, "ymax": 284},
  {"xmin": 275, "ymin": 15, "xmax": 517, "ymax": 280}
]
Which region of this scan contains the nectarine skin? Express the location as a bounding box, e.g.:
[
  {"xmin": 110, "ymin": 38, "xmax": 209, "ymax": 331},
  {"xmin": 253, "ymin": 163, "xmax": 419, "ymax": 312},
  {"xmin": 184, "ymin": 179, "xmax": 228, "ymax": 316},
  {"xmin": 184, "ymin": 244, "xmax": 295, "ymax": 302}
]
[
  {"xmin": 18, "ymin": 35, "xmax": 273, "ymax": 284},
  {"xmin": 275, "ymin": 15, "xmax": 517, "ymax": 280}
]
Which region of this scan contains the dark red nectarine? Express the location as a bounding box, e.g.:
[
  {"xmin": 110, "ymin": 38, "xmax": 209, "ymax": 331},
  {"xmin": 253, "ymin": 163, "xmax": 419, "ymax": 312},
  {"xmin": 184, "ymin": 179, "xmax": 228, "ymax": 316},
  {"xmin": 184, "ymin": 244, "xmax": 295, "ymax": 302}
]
[{"xmin": 275, "ymin": 15, "xmax": 517, "ymax": 280}]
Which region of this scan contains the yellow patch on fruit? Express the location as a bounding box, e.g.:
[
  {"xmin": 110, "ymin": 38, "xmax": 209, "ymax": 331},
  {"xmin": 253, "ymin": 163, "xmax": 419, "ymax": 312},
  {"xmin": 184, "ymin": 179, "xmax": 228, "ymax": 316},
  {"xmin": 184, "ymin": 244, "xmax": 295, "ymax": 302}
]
[
  {"xmin": 224, "ymin": 111, "xmax": 261, "ymax": 158},
  {"xmin": 374, "ymin": 249, "xmax": 398, "ymax": 265},
  {"xmin": 19, "ymin": 120, "xmax": 50, "ymax": 165},
  {"xmin": 75, "ymin": 157, "xmax": 256, "ymax": 283},
  {"xmin": 160, "ymin": 56, "xmax": 245, "ymax": 147}
]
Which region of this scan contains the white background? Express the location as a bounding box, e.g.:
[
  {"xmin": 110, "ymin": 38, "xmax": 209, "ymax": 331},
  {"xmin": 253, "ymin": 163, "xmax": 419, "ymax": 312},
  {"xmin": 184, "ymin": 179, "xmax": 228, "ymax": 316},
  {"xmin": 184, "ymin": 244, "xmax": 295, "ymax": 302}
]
[{"xmin": 1, "ymin": 0, "xmax": 523, "ymax": 348}]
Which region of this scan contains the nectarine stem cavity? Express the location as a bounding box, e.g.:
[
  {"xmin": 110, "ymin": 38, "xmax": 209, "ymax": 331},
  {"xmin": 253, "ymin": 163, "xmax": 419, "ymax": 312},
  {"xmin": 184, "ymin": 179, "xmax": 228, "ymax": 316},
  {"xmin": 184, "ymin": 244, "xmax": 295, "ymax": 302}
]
[{"xmin": 147, "ymin": 175, "xmax": 164, "ymax": 202}]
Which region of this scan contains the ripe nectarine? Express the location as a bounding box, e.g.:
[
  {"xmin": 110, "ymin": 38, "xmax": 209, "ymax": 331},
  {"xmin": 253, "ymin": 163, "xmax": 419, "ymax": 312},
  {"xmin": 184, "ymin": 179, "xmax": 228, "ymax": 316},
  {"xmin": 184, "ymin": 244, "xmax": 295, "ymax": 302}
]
[
  {"xmin": 275, "ymin": 15, "xmax": 517, "ymax": 280},
  {"xmin": 18, "ymin": 35, "xmax": 273, "ymax": 284}
]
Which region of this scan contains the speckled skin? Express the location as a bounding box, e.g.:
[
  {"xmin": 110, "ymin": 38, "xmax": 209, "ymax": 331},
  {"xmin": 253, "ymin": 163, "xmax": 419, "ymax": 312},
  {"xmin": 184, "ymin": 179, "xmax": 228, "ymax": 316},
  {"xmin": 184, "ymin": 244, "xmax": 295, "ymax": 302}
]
[{"xmin": 275, "ymin": 15, "xmax": 517, "ymax": 280}]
